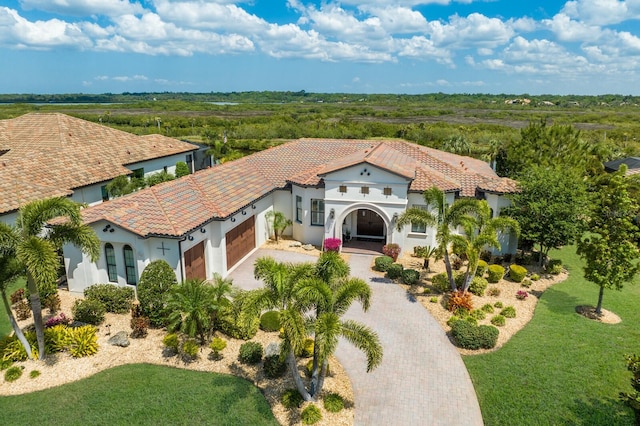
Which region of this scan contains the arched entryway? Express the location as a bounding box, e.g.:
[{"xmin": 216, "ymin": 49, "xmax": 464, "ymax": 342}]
[{"xmin": 336, "ymin": 205, "xmax": 393, "ymax": 255}]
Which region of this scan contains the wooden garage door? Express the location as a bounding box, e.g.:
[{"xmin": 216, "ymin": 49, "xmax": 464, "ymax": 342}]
[
  {"xmin": 184, "ymin": 241, "xmax": 206, "ymax": 281},
  {"xmin": 226, "ymin": 216, "xmax": 256, "ymax": 269}
]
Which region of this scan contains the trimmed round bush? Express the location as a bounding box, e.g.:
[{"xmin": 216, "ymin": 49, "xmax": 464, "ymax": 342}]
[
  {"xmin": 260, "ymin": 311, "xmax": 281, "ymax": 332},
  {"xmin": 386, "ymin": 263, "xmax": 404, "ymax": 280},
  {"xmin": 431, "ymin": 273, "xmax": 450, "ymax": 293},
  {"xmin": 402, "ymin": 268, "xmax": 420, "ymax": 285},
  {"xmin": 72, "ymin": 298, "xmax": 106, "ymax": 325},
  {"xmin": 547, "ymin": 259, "xmax": 563, "ymax": 275},
  {"xmin": 180, "ymin": 339, "xmax": 199, "ymax": 360},
  {"xmin": 301, "ymin": 404, "xmax": 322, "ymax": 425},
  {"xmin": 374, "ymin": 256, "xmax": 393, "ymax": 272},
  {"xmin": 29, "ymin": 370, "xmax": 41, "ymax": 379},
  {"xmin": 264, "ymin": 355, "xmax": 287, "ymax": 378},
  {"xmin": 475, "ymin": 260, "xmax": 488, "ymax": 277},
  {"xmin": 450, "ymin": 320, "xmax": 499, "ymax": 349},
  {"xmin": 323, "ymin": 392, "xmax": 345, "ymax": 413},
  {"xmin": 239, "ymin": 341, "xmax": 263, "ymax": 364},
  {"xmin": 500, "ymin": 306, "xmax": 517, "ymax": 318},
  {"xmin": 491, "ymin": 315, "xmax": 506, "ymax": 326},
  {"xmin": 530, "ymin": 273, "xmax": 540, "ymax": 281},
  {"xmin": 210, "ymin": 337, "xmax": 227, "ymax": 353},
  {"xmin": 487, "ymin": 264, "xmax": 505, "ymax": 283},
  {"xmin": 84, "ymin": 284, "xmax": 134, "ymax": 314},
  {"xmin": 509, "ymin": 264, "xmax": 528, "ymax": 283},
  {"xmin": 494, "ymin": 301, "xmax": 504, "ymax": 308},
  {"xmin": 469, "ymin": 276, "xmax": 488, "ymax": 296},
  {"xmin": 137, "ymin": 259, "xmax": 177, "ymax": 327},
  {"xmin": 4, "ymin": 366, "xmax": 23, "ymax": 382},
  {"xmin": 469, "ymin": 309, "xmax": 486, "ymax": 321},
  {"xmin": 281, "ymin": 388, "xmax": 304, "ymax": 409},
  {"xmin": 481, "ymin": 303, "xmax": 495, "ymax": 313},
  {"xmin": 163, "ymin": 333, "xmax": 179, "ymax": 351},
  {"xmin": 488, "ymin": 287, "xmax": 501, "ymax": 297}
]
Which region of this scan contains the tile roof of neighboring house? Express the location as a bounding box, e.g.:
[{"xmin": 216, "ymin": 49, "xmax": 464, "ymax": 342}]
[
  {"xmin": 0, "ymin": 112, "xmax": 198, "ymax": 214},
  {"xmin": 78, "ymin": 138, "xmax": 517, "ymax": 238},
  {"xmin": 604, "ymin": 157, "xmax": 640, "ymax": 176}
]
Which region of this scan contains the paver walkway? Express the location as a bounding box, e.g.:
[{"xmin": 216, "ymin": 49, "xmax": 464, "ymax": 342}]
[{"xmin": 229, "ymin": 249, "xmax": 483, "ymax": 426}]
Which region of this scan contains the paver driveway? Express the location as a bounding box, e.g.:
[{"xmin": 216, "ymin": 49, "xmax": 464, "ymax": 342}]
[{"xmin": 229, "ymin": 249, "xmax": 483, "ymax": 426}]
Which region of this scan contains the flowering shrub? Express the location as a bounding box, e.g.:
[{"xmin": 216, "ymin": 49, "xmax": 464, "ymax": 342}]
[
  {"xmin": 382, "ymin": 243, "xmax": 401, "ymax": 261},
  {"xmin": 516, "ymin": 290, "xmax": 528, "ymax": 300},
  {"xmin": 45, "ymin": 312, "xmax": 72, "ymax": 328},
  {"xmin": 323, "ymin": 238, "xmax": 342, "ymax": 252}
]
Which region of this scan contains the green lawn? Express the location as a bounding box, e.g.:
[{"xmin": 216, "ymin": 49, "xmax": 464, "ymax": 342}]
[
  {"xmin": 0, "ymin": 363, "xmax": 278, "ymax": 426},
  {"xmin": 464, "ymin": 247, "xmax": 640, "ymax": 425},
  {"xmin": 0, "ymin": 277, "xmax": 25, "ymax": 337}
]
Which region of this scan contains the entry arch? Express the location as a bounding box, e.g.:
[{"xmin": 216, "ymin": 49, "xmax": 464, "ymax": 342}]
[{"xmin": 332, "ymin": 203, "xmax": 395, "ymax": 245}]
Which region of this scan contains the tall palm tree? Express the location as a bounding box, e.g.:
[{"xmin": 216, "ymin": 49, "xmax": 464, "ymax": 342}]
[
  {"xmin": 396, "ymin": 187, "xmax": 483, "ymax": 291},
  {"xmin": 297, "ymin": 252, "xmax": 382, "ymax": 400},
  {"xmin": 265, "ymin": 211, "xmax": 292, "ymax": 242},
  {"xmin": 451, "ymin": 201, "xmax": 520, "ymax": 292},
  {"xmin": 0, "ymin": 197, "xmax": 100, "ymax": 360}
]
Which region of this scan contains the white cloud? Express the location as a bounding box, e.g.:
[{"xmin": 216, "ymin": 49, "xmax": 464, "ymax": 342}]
[
  {"xmin": 543, "ymin": 13, "xmax": 602, "ymax": 42},
  {"xmin": 362, "ymin": 6, "xmax": 428, "ymax": 33},
  {"xmin": 396, "ymin": 36, "xmax": 453, "ymax": 65},
  {"xmin": 427, "ymin": 13, "xmax": 514, "ymax": 49},
  {"xmin": 20, "ymin": 0, "xmax": 144, "ymax": 18},
  {"xmin": 561, "ymin": 0, "xmax": 640, "ymax": 26},
  {"xmin": 113, "ymin": 74, "xmax": 148, "ymax": 82}
]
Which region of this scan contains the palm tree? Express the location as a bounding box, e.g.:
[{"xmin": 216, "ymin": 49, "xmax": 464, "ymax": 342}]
[
  {"xmin": 265, "ymin": 211, "xmax": 292, "ymax": 242},
  {"xmin": 296, "ymin": 251, "xmax": 382, "ymax": 400},
  {"xmin": 166, "ymin": 279, "xmax": 223, "ymax": 345},
  {"xmin": 396, "ymin": 187, "xmax": 483, "ymax": 291},
  {"xmin": 208, "ymin": 273, "xmax": 234, "ymax": 336},
  {"xmin": 0, "ymin": 253, "xmax": 30, "ymax": 353},
  {"xmin": 450, "ymin": 201, "xmax": 520, "ymax": 292},
  {"xmin": 0, "ymin": 197, "xmax": 100, "ymax": 360}
]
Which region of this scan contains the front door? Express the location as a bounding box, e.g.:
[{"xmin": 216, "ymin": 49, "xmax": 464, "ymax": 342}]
[
  {"xmin": 184, "ymin": 241, "xmax": 206, "ymax": 280},
  {"xmin": 356, "ymin": 209, "xmax": 385, "ymax": 239}
]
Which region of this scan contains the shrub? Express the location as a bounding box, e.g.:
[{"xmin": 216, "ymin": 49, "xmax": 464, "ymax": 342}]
[
  {"xmin": 1, "ymin": 333, "xmax": 36, "ymax": 361},
  {"xmin": 72, "ymin": 298, "xmax": 106, "ymax": 325},
  {"xmin": 487, "ymin": 264, "xmax": 505, "ymax": 283},
  {"xmin": 470, "ymin": 309, "xmax": 486, "ymax": 321},
  {"xmin": 521, "ymin": 279, "xmax": 532, "ymax": 288},
  {"xmin": 296, "ymin": 338, "xmax": 314, "ymax": 358},
  {"xmin": 450, "ymin": 320, "xmax": 499, "ymax": 350},
  {"xmin": 516, "ymin": 290, "xmax": 529, "ymax": 300},
  {"xmin": 382, "ymin": 243, "xmax": 401, "ymax": 261},
  {"xmin": 305, "ymin": 359, "xmax": 330, "ymax": 378},
  {"xmin": 501, "ymin": 306, "xmax": 517, "ymax": 318},
  {"xmin": 488, "ymin": 287, "xmax": 501, "ymax": 297},
  {"xmin": 301, "ymin": 404, "xmax": 322, "ymax": 425},
  {"xmin": 163, "ymin": 333, "xmax": 180, "ymax": 352},
  {"xmin": 10, "ymin": 288, "xmax": 25, "ymax": 305},
  {"xmin": 481, "ymin": 304, "xmax": 495, "ymax": 313},
  {"xmin": 260, "ymin": 311, "xmax": 281, "ymax": 332},
  {"xmin": 217, "ymin": 302, "xmax": 259, "ymax": 340},
  {"xmin": 43, "ymin": 292, "xmax": 61, "ymax": 314},
  {"xmin": 446, "ymin": 291, "xmax": 473, "ymax": 314},
  {"xmin": 29, "ymin": 370, "xmax": 41, "ymax": 379},
  {"xmin": 209, "ymin": 337, "xmax": 227, "ymax": 359},
  {"xmin": 451, "ymin": 255, "xmax": 464, "ymax": 270},
  {"xmin": 494, "ymin": 301, "xmax": 504, "ymax": 308},
  {"xmin": 14, "ymin": 300, "xmax": 31, "ymax": 321},
  {"xmin": 137, "ymin": 259, "xmax": 177, "ymax": 327},
  {"xmin": 45, "ymin": 312, "xmax": 72, "ymax": 328},
  {"xmin": 431, "ymin": 273, "xmax": 451, "ymax": 293},
  {"xmin": 509, "ymin": 264, "xmax": 528, "ymax": 283},
  {"xmin": 84, "ymin": 284, "xmax": 134, "ymax": 314},
  {"xmin": 175, "ymin": 161, "xmax": 190, "ymax": 178},
  {"xmin": 181, "ymin": 339, "xmax": 199, "ymax": 361},
  {"xmin": 239, "ymin": 341, "xmax": 263, "ymax": 365},
  {"xmin": 530, "ymin": 273, "xmax": 540, "ymax": 281},
  {"xmin": 264, "ymin": 355, "xmax": 287, "ymax": 378},
  {"xmin": 429, "ymin": 297, "xmax": 438, "ymax": 303},
  {"xmin": 475, "ymin": 260, "xmax": 488, "ymax": 277},
  {"xmin": 281, "ymin": 389, "xmax": 303, "ymax": 409},
  {"xmin": 491, "ymin": 315, "xmax": 506, "ymax": 326},
  {"xmin": 374, "ymin": 256, "xmax": 394, "ymax": 272},
  {"xmin": 480, "ymin": 250, "xmax": 492, "ymax": 262},
  {"xmin": 4, "ymin": 366, "xmax": 23, "ymax": 382},
  {"xmin": 469, "ymin": 276, "xmax": 489, "ymax": 297},
  {"xmin": 130, "ymin": 316, "xmax": 150, "ymax": 338},
  {"xmin": 402, "ymin": 268, "xmax": 420, "ymax": 285},
  {"xmin": 68, "ymin": 325, "xmax": 99, "ymax": 358},
  {"xmin": 386, "ymin": 263, "xmax": 404, "ymax": 280},
  {"xmin": 45, "ymin": 325, "xmax": 71, "ymax": 353},
  {"xmin": 323, "ymin": 238, "xmax": 342, "ymax": 252},
  {"xmin": 323, "ymin": 392, "xmax": 345, "ymax": 413},
  {"xmin": 547, "ymin": 259, "xmax": 563, "ymax": 275}
]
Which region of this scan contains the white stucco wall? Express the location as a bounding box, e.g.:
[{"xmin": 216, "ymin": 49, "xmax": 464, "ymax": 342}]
[{"xmin": 126, "ymin": 152, "xmax": 194, "ymax": 178}]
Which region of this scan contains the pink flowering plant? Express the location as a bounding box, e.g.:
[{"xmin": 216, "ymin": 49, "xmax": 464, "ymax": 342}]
[
  {"xmin": 515, "ymin": 290, "xmax": 529, "ymax": 300},
  {"xmin": 324, "ymin": 238, "xmax": 342, "ymax": 252},
  {"xmin": 382, "ymin": 243, "xmax": 401, "ymax": 261},
  {"xmin": 45, "ymin": 312, "xmax": 72, "ymax": 328}
]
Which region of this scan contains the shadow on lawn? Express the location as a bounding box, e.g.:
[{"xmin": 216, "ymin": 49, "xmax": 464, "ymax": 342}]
[
  {"xmin": 537, "ymin": 285, "xmax": 585, "ymax": 316},
  {"xmin": 566, "ymin": 396, "xmax": 634, "ymax": 426}
]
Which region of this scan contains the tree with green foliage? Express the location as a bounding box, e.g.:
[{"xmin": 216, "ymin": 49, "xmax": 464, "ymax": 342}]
[
  {"xmin": 451, "ymin": 202, "xmax": 519, "ymax": 292},
  {"xmin": 175, "ymin": 161, "xmax": 190, "ymax": 178},
  {"xmin": 105, "ymin": 175, "xmax": 145, "ymax": 198},
  {"xmin": 145, "ymin": 171, "xmax": 175, "ymax": 187},
  {"xmin": 265, "ymin": 210, "xmax": 292, "ymax": 242},
  {"xmin": 137, "ymin": 259, "xmax": 178, "ymax": 327},
  {"xmin": 503, "ymin": 166, "xmax": 588, "ymax": 265},
  {"xmin": 0, "ymin": 197, "xmax": 100, "ymax": 359},
  {"xmin": 577, "ymin": 168, "xmax": 640, "ymax": 315},
  {"xmin": 395, "ymin": 187, "xmax": 484, "ymax": 291}
]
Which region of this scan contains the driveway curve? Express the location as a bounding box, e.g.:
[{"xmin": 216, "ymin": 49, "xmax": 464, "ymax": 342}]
[{"xmin": 229, "ymin": 249, "xmax": 483, "ymax": 426}]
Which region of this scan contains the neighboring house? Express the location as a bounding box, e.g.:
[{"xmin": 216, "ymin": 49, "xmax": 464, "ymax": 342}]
[
  {"xmin": 0, "ymin": 112, "xmax": 200, "ymax": 225},
  {"xmin": 604, "ymin": 157, "xmax": 640, "ymax": 176},
  {"xmin": 63, "ymin": 138, "xmax": 519, "ymax": 293}
]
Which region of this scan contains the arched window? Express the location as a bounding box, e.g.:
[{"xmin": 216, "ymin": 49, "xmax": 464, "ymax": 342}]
[
  {"xmin": 123, "ymin": 245, "xmax": 137, "ymax": 285},
  {"xmin": 105, "ymin": 243, "xmax": 117, "ymax": 282}
]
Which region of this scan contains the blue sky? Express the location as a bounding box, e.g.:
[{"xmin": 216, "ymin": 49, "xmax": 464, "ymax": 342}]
[{"xmin": 1, "ymin": 0, "xmax": 639, "ymax": 95}]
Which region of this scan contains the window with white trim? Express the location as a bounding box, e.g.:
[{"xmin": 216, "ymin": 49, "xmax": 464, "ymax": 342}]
[{"xmin": 311, "ymin": 199, "xmax": 325, "ymax": 226}]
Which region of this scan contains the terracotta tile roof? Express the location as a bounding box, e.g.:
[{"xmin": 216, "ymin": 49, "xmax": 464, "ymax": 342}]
[
  {"xmin": 0, "ymin": 113, "xmax": 198, "ymax": 214},
  {"xmin": 78, "ymin": 138, "xmax": 516, "ymax": 238}
]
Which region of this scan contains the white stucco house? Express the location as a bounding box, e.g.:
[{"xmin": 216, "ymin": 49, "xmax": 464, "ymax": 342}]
[
  {"xmin": 62, "ymin": 138, "xmax": 519, "ymax": 293},
  {"xmin": 0, "ymin": 112, "xmax": 200, "ymax": 226}
]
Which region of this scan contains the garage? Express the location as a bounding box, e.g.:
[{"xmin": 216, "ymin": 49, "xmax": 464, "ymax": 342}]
[
  {"xmin": 225, "ymin": 216, "xmax": 256, "ymax": 269},
  {"xmin": 184, "ymin": 241, "xmax": 206, "ymax": 281}
]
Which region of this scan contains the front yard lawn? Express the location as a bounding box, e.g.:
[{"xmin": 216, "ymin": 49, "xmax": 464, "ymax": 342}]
[
  {"xmin": 0, "ymin": 277, "xmax": 25, "ymax": 338},
  {"xmin": 0, "ymin": 363, "xmax": 278, "ymax": 426},
  {"xmin": 464, "ymin": 246, "xmax": 640, "ymax": 425}
]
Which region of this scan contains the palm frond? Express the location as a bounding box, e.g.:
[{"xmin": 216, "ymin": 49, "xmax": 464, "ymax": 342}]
[
  {"xmin": 333, "ymin": 278, "xmax": 372, "ymax": 314},
  {"xmin": 18, "ymin": 197, "xmax": 83, "ymax": 237},
  {"xmin": 48, "ymin": 223, "xmax": 100, "ymax": 262},
  {"xmin": 340, "ymin": 319, "xmax": 383, "ymax": 372},
  {"xmin": 16, "ymin": 236, "xmax": 59, "ymax": 286}
]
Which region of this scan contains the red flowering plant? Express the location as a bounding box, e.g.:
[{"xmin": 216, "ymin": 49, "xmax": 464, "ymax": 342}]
[
  {"xmin": 516, "ymin": 290, "xmax": 529, "ymax": 300},
  {"xmin": 323, "ymin": 238, "xmax": 342, "ymax": 252},
  {"xmin": 382, "ymin": 243, "xmax": 401, "ymax": 261},
  {"xmin": 45, "ymin": 312, "xmax": 72, "ymax": 328}
]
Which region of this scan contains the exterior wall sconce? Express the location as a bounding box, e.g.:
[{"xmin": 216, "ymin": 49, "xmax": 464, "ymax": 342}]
[
  {"xmin": 392, "ymin": 213, "xmax": 399, "ymax": 223},
  {"xmin": 330, "ymin": 208, "xmax": 335, "ymax": 219},
  {"xmin": 231, "ymin": 217, "xmax": 236, "ymax": 222},
  {"xmin": 252, "ymin": 204, "xmax": 257, "ymax": 209},
  {"xmin": 242, "ymin": 210, "xmax": 247, "ymax": 215},
  {"xmin": 200, "ymin": 228, "xmax": 206, "ymax": 233},
  {"xmin": 188, "ymin": 235, "xmax": 194, "ymax": 241}
]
